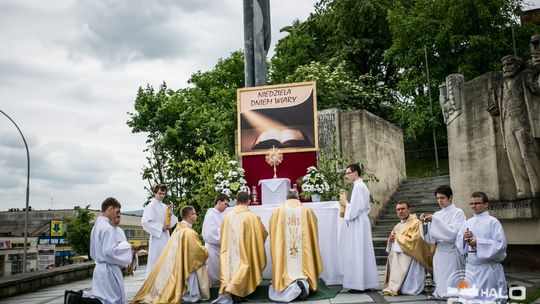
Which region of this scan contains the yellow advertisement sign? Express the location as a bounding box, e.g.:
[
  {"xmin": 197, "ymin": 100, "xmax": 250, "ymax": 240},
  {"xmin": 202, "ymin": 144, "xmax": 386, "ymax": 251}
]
[{"xmin": 50, "ymin": 220, "xmax": 63, "ymax": 236}]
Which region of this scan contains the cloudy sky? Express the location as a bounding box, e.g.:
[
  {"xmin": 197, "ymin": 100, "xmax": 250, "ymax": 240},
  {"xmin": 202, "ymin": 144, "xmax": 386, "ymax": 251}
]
[{"xmin": 0, "ymin": 0, "xmax": 318, "ymax": 212}]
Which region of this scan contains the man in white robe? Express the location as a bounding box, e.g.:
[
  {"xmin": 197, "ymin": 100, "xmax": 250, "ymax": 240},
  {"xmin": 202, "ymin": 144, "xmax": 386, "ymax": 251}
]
[
  {"xmin": 420, "ymin": 185, "xmax": 466, "ymax": 299},
  {"xmin": 65, "ymin": 197, "xmax": 133, "ymax": 304},
  {"xmin": 383, "ymin": 201, "xmax": 435, "ymax": 296},
  {"xmin": 110, "ymin": 213, "xmax": 138, "ymax": 276},
  {"xmin": 202, "ymin": 193, "xmax": 229, "ymax": 286},
  {"xmin": 339, "ymin": 163, "xmax": 379, "ymax": 292},
  {"xmin": 141, "ymin": 184, "xmax": 178, "ymax": 278},
  {"xmin": 454, "ymin": 192, "xmax": 507, "ymax": 303}
]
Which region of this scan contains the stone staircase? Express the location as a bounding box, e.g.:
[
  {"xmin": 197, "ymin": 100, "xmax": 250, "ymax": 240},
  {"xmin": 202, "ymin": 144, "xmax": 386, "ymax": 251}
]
[{"xmin": 372, "ymin": 175, "xmax": 450, "ymax": 265}]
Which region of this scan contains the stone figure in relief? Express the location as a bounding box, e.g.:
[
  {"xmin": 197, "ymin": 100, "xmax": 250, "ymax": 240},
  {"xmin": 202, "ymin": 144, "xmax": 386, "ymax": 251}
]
[
  {"xmin": 489, "ymin": 53, "xmax": 540, "ymax": 199},
  {"xmin": 439, "ymin": 74, "xmax": 464, "ymax": 124}
]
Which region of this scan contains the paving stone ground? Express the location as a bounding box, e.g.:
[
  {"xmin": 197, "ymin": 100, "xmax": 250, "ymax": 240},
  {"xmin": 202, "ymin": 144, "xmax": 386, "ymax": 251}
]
[{"xmin": 1, "ymin": 265, "xmax": 539, "ymax": 304}]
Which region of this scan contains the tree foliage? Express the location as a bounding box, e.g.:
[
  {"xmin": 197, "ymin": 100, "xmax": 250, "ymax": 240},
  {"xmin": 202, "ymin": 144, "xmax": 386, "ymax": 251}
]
[
  {"xmin": 127, "ymin": 52, "xmax": 244, "ymax": 228},
  {"xmin": 64, "ymin": 206, "xmax": 94, "ymax": 257},
  {"xmin": 271, "ymin": 0, "xmax": 396, "ymax": 86},
  {"xmin": 386, "ymin": 0, "xmax": 539, "ymax": 140},
  {"xmin": 285, "ymin": 60, "xmax": 396, "ymax": 118}
]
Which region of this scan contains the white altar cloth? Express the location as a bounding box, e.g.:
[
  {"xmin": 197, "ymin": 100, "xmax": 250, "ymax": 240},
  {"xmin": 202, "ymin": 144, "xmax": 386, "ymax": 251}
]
[
  {"xmin": 258, "ymin": 178, "xmax": 290, "ymax": 205},
  {"xmin": 248, "ymin": 201, "xmax": 343, "ymax": 285}
]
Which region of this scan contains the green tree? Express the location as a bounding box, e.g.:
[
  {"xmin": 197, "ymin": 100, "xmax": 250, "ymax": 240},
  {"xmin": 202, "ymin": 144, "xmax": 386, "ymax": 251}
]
[
  {"xmin": 271, "ymin": 0, "xmax": 396, "ymax": 86},
  {"xmin": 386, "ymin": 0, "xmax": 539, "ymax": 140},
  {"xmin": 127, "ymin": 51, "xmax": 244, "ymax": 222},
  {"xmin": 64, "ymin": 206, "xmax": 94, "ymax": 257},
  {"xmin": 285, "ymin": 60, "xmax": 396, "ymax": 118}
]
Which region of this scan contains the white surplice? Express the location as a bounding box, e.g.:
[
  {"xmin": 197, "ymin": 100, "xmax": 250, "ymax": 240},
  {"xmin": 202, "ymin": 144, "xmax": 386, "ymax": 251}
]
[
  {"xmin": 141, "ymin": 198, "xmax": 179, "ymax": 277},
  {"xmin": 83, "ymin": 216, "xmax": 132, "ymax": 304},
  {"xmin": 201, "ymin": 207, "xmax": 224, "ymax": 286},
  {"xmin": 385, "ymin": 220, "xmax": 426, "ymax": 295},
  {"xmin": 424, "ymin": 204, "xmax": 466, "ymax": 299},
  {"xmin": 455, "ymin": 211, "xmax": 508, "ymax": 303},
  {"xmin": 339, "ymin": 178, "xmax": 379, "ymax": 290}
]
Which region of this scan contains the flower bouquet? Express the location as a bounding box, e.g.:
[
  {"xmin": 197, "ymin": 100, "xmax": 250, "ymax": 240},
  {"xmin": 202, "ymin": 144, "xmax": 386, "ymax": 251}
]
[
  {"xmin": 214, "ymin": 160, "xmax": 250, "ymax": 201},
  {"xmin": 299, "ymin": 166, "xmax": 330, "ymax": 201}
]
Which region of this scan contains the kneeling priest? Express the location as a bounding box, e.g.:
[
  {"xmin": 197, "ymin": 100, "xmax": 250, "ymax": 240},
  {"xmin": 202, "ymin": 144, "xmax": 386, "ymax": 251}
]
[
  {"xmin": 268, "ymin": 189, "xmax": 323, "ymax": 302},
  {"xmin": 133, "ymin": 206, "xmax": 210, "ymax": 304},
  {"xmin": 213, "ymin": 191, "xmax": 268, "ymax": 304}
]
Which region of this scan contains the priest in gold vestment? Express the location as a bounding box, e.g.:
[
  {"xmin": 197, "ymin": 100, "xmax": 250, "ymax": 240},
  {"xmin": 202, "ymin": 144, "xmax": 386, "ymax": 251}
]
[
  {"xmin": 133, "ymin": 206, "xmax": 210, "ymax": 304},
  {"xmin": 268, "ymin": 189, "xmax": 323, "ymax": 302},
  {"xmin": 212, "ymin": 191, "xmax": 268, "ymax": 304},
  {"xmin": 383, "ymin": 201, "xmax": 435, "ymax": 296}
]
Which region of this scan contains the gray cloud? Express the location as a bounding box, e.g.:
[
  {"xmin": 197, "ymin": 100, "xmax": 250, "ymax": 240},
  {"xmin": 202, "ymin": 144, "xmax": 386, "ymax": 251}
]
[{"xmin": 66, "ymin": 0, "xmax": 204, "ymax": 64}]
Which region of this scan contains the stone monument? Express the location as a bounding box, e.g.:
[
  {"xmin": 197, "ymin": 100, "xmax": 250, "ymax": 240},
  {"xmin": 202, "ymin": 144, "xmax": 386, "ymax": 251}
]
[
  {"xmin": 243, "ymin": 0, "xmax": 271, "ymax": 87},
  {"xmin": 488, "ymin": 55, "xmax": 540, "ymax": 199},
  {"xmin": 443, "ymin": 35, "xmax": 540, "ymax": 245}
]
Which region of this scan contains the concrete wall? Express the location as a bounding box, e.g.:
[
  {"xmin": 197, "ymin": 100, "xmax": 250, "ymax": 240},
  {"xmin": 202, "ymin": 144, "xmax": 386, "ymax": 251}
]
[
  {"xmin": 340, "ymin": 110, "xmax": 407, "ymax": 220},
  {"xmin": 446, "ymin": 72, "xmax": 540, "ymax": 244},
  {"xmin": 448, "ymin": 72, "xmax": 503, "ymax": 213},
  {"xmin": 0, "ymin": 262, "xmax": 95, "ymax": 298}
]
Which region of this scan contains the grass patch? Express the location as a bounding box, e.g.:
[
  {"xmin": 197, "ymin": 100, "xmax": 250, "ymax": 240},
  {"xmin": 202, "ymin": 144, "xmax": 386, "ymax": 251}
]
[{"xmin": 406, "ymin": 158, "xmax": 449, "ymax": 179}]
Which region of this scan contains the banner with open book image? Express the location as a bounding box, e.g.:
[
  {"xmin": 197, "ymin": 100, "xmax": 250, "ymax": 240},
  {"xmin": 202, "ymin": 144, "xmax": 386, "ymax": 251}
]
[{"xmin": 237, "ymin": 81, "xmax": 318, "ymax": 156}]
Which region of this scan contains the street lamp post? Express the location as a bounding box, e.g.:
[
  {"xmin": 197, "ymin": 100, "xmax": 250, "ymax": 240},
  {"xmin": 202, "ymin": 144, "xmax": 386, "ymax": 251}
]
[{"xmin": 0, "ymin": 109, "xmax": 30, "ymax": 273}]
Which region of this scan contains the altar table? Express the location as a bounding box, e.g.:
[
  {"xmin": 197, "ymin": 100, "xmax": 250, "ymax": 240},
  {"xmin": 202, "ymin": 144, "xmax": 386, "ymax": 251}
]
[
  {"xmin": 258, "ymin": 178, "xmax": 290, "ymax": 205},
  {"xmin": 248, "ymin": 201, "xmax": 343, "ymax": 285}
]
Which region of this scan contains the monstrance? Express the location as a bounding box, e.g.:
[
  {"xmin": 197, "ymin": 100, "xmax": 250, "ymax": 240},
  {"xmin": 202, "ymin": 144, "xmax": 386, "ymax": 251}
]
[{"xmin": 265, "ymin": 146, "xmax": 283, "ymax": 178}]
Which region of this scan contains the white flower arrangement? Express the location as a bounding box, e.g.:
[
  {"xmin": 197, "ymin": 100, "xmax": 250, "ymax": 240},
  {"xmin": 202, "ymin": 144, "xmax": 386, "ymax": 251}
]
[
  {"xmin": 300, "ymin": 166, "xmax": 330, "ymax": 198},
  {"xmin": 214, "ymin": 160, "xmax": 250, "ymax": 198}
]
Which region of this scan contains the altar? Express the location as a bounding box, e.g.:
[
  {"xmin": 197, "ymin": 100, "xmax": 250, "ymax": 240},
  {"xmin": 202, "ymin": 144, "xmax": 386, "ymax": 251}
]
[{"xmin": 248, "ymin": 201, "xmax": 344, "ymax": 285}]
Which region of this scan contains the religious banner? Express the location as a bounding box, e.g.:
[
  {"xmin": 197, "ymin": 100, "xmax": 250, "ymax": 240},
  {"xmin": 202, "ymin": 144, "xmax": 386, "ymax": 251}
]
[{"xmin": 237, "ymin": 82, "xmax": 318, "ymax": 156}]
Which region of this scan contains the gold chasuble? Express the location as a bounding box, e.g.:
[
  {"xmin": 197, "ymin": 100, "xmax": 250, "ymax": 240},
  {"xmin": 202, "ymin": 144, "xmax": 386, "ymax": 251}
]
[
  {"xmin": 269, "ymin": 199, "xmax": 323, "ymax": 292},
  {"xmin": 219, "ymin": 205, "xmax": 268, "ymax": 297},
  {"xmin": 383, "ymin": 214, "xmax": 436, "ymax": 294},
  {"xmin": 132, "ymin": 222, "xmax": 209, "ymax": 304},
  {"xmin": 394, "ymin": 214, "xmax": 435, "ymax": 272}
]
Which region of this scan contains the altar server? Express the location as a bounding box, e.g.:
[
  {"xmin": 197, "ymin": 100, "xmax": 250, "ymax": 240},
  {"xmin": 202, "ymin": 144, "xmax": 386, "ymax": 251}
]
[
  {"xmin": 455, "ymin": 192, "xmax": 507, "ymax": 303},
  {"xmin": 268, "ymin": 189, "xmax": 323, "ymax": 302},
  {"xmin": 111, "ymin": 213, "xmax": 138, "ymax": 276},
  {"xmin": 213, "ymin": 191, "xmax": 268, "ymax": 304},
  {"xmin": 420, "ymin": 185, "xmax": 465, "ymax": 299},
  {"xmin": 141, "ymin": 184, "xmax": 178, "ymax": 277},
  {"xmin": 65, "ymin": 197, "xmax": 133, "ymax": 304},
  {"xmin": 133, "ymin": 206, "xmax": 210, "ymax": 304},
  {"xmin": 202, "ymin": 193, "xmax": 229, "ymax": 286},
  {"xmin": 383, "ymin": 201, "xmax": 435, "ymax": 296},
  {"xmin": 339, "ymin": 163, "xmax": 379, "ymax": 292}
]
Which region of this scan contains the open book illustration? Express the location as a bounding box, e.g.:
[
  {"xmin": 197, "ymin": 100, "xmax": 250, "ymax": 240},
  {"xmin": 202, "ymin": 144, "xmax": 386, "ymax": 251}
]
[{"xmin": 252, "ymin": 129, "xmax": 311, "ymax": 150}]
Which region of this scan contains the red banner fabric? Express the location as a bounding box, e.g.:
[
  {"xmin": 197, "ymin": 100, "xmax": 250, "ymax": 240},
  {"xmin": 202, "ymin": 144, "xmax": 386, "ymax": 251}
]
[{"xmin": 241, "ymin": 151, "xmax": 317, "ymax": 205}]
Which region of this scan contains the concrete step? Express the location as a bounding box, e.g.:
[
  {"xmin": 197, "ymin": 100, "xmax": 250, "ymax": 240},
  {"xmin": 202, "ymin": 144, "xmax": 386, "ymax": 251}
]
[
  {"xmin": 379, "ymin": 207, "xmax": 440, "ymax": 215},
  {"xmin": 374, "ymin": 246, "xmax": 387, "ymax": 256},
  {"xmin": 401, "ymin": 175, "xmax": 450, "ymax": 185},
  {"xmin": 376, "ymin": 255, "xmax": 388, "ymax": 266},
  {"xmin": 371, "ymin": 176, "xmax": 443, "ymax": 246}
]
